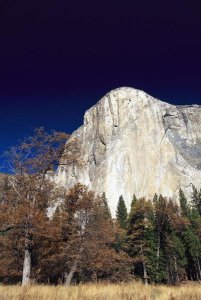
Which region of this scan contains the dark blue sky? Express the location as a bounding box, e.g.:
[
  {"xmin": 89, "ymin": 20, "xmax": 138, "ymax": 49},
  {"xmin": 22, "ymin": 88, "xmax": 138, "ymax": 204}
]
[{"xmin": 0, "ymin": 0, "xmax": 201, "ymax": 162}]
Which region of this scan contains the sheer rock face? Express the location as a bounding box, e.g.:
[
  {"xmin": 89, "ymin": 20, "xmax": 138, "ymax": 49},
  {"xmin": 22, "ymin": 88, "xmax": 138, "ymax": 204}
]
[{"xmin": 55, "ymin": 87, "xmax": 201, "ymax": 215}]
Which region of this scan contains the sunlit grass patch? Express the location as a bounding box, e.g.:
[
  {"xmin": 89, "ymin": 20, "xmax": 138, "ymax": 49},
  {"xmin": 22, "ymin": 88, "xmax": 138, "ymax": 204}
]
[{"xmin": 0, "ymin": 282, "xmax": 201, "ymax": 300}]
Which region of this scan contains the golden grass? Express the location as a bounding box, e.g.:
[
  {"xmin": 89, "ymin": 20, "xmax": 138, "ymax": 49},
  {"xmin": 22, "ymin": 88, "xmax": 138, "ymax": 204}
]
[{"xmin": 0, "ymin": 282, "xmax": 201, "ymax": 300}]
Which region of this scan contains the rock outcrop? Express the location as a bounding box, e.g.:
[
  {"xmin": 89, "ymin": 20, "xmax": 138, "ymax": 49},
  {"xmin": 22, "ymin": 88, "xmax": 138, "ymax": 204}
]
[{"xmin": 55, "ymin": 87, "xmax": 201, "ymax": 215}]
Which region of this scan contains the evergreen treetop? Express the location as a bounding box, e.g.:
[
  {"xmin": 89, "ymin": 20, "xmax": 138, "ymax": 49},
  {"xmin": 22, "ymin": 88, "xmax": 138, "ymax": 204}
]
[{"xmin": 116, "ymin": 195, "xmax": 128, "ymax": 229}]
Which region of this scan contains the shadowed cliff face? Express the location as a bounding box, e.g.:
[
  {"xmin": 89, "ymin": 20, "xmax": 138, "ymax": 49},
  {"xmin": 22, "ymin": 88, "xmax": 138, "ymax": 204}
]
[{"xmin": 55, "ymin": 87, "xmax": 201, "ymax": 215}]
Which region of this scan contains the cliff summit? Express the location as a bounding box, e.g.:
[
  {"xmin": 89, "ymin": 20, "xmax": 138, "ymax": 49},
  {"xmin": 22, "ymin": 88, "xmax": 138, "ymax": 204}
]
[{"xmin": 56, "ymin": 87, "xmax": 201, "ymax": 215}]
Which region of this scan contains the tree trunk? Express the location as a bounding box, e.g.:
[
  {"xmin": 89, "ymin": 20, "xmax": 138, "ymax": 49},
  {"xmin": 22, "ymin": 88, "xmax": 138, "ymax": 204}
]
[
  {"xmin": 197, "ymin": 259, "xmax": 201, "ymax": 280},
  {"xmin": 196, "ymin": 270, "xmax": 199, "ymax": 281},
  {"xmin": 64, "ymin": 260, "xmax": 77, "ymax": 286},
  {"xmin": 132, "ymin": 265, "xmax": 135, "ymax": 276},
  {"xmin": 169, "ymin": 261, "xmax": 174, "ymax": 284},
  {"xmin": 140, "ymin": 244, "xmax": 148, "ymax": 285},
  {"xmin": 189, "ymin": 269, "xmax": 193, "ymax": 281},
  {"xmin": 173, "ymin": 256, "xmax": 179, "ymax": 283},
  {"xmin": 166, "ymin": 264, "xmax": 170, "ymax": 284},
  {"xmin": 157, "ymin": 231, "xmax": 160, "ymax": 262},
  {"xmin": 92, "ymin": 272, "xmax": 97, "ymax": 283},
  {"xmin": 194, "ymin": 261, "xmax": 200, "ymax": 281},
  {"xmin": 22, "ymin": 249, "xmax": 31, "ymax": 285},
  {"xmin": 143, "ymin": 260, "xmax": 148, "ymax": 285},
  {"xmin": 156, "ymin": 230, "xmax": 161, "ymax": 282}
]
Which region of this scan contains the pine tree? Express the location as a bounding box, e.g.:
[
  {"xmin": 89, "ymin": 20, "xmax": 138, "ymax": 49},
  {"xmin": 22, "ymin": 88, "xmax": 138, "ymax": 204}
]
[
  {"xmin": 101, "ymin": 192, "xmax": 111, "ymax": 219},
  {"xmin": 179, "ymin": 188, "xmax": 201, "ymax": 281},
  {"xmin": 116, "ymin": 195, "xmax": 128, "ymax": 229},
  {"xmin": 183, "ymin": 227, "xmax": 201, "ymax": 280},
  {"xmin": 127, "ymin": 198, "xmax": 154, "ymax": 284},
  {"xmin": 131, "ymin": 194, "xmax": 138, "ymax": 209},
  {"xmin": 179, "ymin": 189, "xmax": 190, "ymax": 217},
  {"xmin": 191, "ymin": 185, "xmax": 201, "ymax": 216},
  {"xmin": 153, "ymin": 193, "xmax": 158, "ymax": 203},
  {"xmin": 153, "ymin": 196, "xmax": 189, "ymax": 283}
]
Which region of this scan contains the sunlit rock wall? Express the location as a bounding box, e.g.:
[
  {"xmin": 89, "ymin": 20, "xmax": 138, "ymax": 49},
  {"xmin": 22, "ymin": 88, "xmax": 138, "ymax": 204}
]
[{"xmin": 55, "ymin": 87, "xmax": 201, "ymax": 215}]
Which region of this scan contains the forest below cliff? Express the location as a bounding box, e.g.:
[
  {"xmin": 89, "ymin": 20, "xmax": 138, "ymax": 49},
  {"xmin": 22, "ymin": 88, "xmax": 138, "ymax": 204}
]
[{"xmin": 0, "ymin": 128, "xmax": 201, "ymax": 286}]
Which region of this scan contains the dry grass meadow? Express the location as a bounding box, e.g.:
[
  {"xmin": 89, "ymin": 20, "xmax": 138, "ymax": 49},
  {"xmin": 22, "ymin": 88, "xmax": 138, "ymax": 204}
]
[{"xmin": 0, "ymin": 282, "xmax": 201, "ymax": 300}]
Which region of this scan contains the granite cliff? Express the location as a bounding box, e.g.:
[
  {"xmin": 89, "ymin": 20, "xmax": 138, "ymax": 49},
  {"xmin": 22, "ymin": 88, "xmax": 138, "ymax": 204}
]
[{"xmin": 55, "ymin": 87, "xmax": 201, "ymax": 215}]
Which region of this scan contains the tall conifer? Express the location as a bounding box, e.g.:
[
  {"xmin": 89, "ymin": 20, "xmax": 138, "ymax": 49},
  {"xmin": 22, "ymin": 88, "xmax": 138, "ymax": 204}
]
[{"xmin": 116, "ymin": 195, "xmax": 128, "ymax": 229}]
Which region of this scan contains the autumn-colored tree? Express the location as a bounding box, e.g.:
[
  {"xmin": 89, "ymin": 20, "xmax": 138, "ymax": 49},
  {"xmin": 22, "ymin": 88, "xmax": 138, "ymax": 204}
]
[
  {"xmin": 38, "ymin": 184, "xmax": 132, "ymax": 285},
  {"xmin": 80, "ymin": 192, "xmax": 131, "ymax": 282},
  {"xmin": 0, "ymin": 128, "xmax": 80, "ymax": 285}
]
